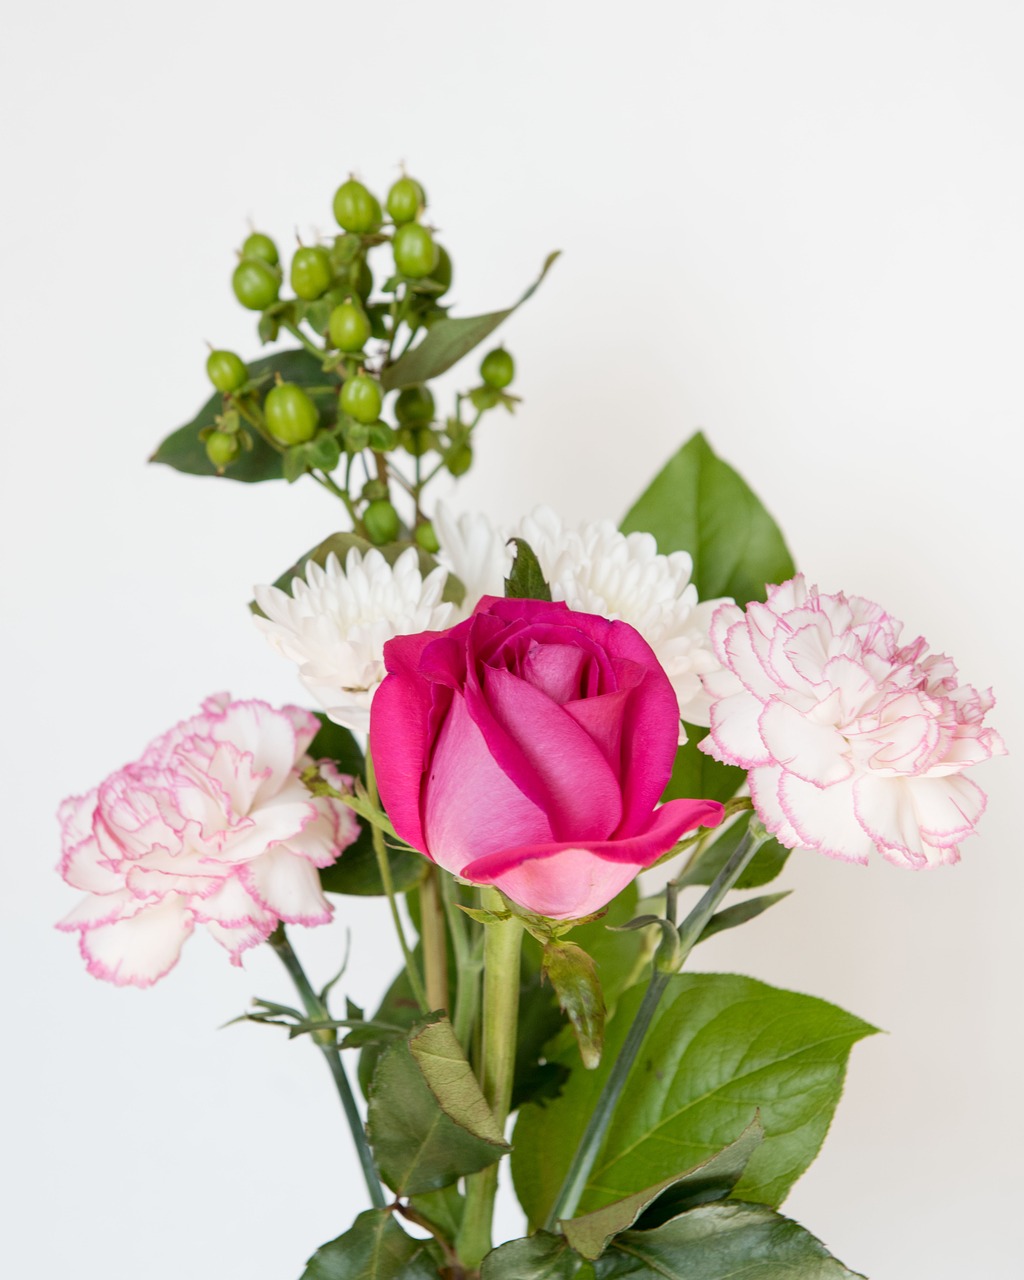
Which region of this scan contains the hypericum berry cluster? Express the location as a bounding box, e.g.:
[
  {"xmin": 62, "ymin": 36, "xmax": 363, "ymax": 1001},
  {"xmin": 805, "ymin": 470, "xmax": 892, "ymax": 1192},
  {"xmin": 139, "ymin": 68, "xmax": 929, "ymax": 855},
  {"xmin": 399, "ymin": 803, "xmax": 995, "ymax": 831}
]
[{"xmin": 198, "ymin": 171, "xmax": 519, "ymax": 550}]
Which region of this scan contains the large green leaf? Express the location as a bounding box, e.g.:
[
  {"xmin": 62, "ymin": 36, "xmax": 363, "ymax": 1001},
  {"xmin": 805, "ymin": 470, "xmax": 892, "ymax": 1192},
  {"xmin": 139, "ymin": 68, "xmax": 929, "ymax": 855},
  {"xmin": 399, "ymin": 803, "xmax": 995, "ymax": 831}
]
[
  {"xmin": 621, "ymin": 432, "xmax": 795, "ymax": 606},
  {"xmin": 511, "ymin": 974, "xmax": 877, "ymax": 1227},
  {"xmin": 366, "ymin": 1013, "xmax": 509, "ymax": 1195},
  {"xmin": 591, "ymin": 1202, "xmax": 865, "ymax": 1279},
  {"xmin": 662, "ymin": 727, "xmax": 747, "ymax": 807},
  {"xmin": 151, "ymin": 348, "xmax": 327, "ymax": 482},
  {"xmin": 480, "ymin": 1232, "xmax": 582, "ymax": 1280},
  {"xmin": 299, "ymin": 1209, "xmax": 438, "ymax": 1279},
  {"xmin": 381, "ymin": 251, "xmax": 560, "ymax": 391},
  {"xmin": 562, "ymin": 1119, "xmax": 763, "ymax": 1260}
]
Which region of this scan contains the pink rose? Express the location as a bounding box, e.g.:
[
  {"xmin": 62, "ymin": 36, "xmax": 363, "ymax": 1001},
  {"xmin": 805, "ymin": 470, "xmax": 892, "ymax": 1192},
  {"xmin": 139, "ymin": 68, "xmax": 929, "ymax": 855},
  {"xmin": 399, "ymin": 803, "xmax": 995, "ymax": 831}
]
[
  {"xmin": 700, "ymin": 577, "xmax": 1006, "ymax": 867},
  {"xmin": 57, "ymin": 694, "xmax": 360, "ymax": 987},
  {"xmin": 370, "ymin": 598, "xmax": 723, "ymax": 919}
]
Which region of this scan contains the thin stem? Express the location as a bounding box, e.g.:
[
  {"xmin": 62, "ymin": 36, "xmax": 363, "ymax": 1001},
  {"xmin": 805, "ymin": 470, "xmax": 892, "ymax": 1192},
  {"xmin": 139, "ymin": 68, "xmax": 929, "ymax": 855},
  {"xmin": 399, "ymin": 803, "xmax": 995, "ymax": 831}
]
[
  {"xmin": 282, "ymin": 320, "xmax": 329, "ymax": 362},
  {"xmin": 364, "ymin": 752, "xmax": 430, "ymax": 1015},
  {"xmin": 267, "ymin": 926, "xmax": 386, "ymax": 1209},
  {"xmin": 420, "ymin": 863, "xmax": 449, "ymax": 1013},
  {"xmin": 441, "ymin": 876, "xmax": 482, "ymax": 1052},
  {"xmin": 311, "ymin": 468, "xmax": 362, "ymax": 529},
  {"xmin": 455, "ymin": 888, "xmax": 525, "ymax": 1269},
  {"xmin": 544, "ymin": 819, "xmax": 772, "ymax": 1228}
]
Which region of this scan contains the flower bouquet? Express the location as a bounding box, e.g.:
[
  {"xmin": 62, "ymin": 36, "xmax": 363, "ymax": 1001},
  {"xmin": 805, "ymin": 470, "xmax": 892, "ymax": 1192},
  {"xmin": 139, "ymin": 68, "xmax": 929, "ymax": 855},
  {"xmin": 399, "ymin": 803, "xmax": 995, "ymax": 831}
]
[{"xmin": 57, "ymin": 169, "xmax": 1004, "ymax": 1279}]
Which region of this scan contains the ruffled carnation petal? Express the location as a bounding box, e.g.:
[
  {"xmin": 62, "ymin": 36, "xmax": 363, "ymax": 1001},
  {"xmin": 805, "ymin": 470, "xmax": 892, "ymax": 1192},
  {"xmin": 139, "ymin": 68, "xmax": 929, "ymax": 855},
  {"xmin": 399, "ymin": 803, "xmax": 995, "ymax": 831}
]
[
  {"xmin": 78, "ymin": 896, "xmax": 193, "ymax": 988},
  {"xmin": 240, "ymin": 848, "xmax": 333, "ymax": 926}
]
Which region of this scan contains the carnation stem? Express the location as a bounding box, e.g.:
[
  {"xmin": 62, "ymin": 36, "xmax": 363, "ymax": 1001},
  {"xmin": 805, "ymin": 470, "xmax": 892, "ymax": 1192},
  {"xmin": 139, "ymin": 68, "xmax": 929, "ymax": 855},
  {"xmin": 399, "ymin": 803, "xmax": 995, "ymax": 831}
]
[
  {"xmin": 420, "ymin": 863, "xmax": 450, "ymax": 1013},
  {"xmin": 364, "ymin": 752, "xmax": 430, "ymax": 1015},
  {"xmin": 267, "ymin": 926, "xmax": 386, "ymax": 1210},
  {"xmin": 455, "ymin": 888, "xmax": 525, "ymax": 1270},
  {"xmin": 544, "ymin": 818, "xmax": 772, "ymax": 1229}
]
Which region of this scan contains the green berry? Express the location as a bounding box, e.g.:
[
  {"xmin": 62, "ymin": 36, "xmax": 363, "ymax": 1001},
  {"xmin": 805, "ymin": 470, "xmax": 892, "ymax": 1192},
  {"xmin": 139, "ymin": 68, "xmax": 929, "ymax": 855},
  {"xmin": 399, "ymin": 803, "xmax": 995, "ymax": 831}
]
[
  {"xmin": 414, "ymin": 520, "xmax": 440, "ymax": 554},
  {"xmin": 328, "ymin": 300, "xmax": 371, "ymax": 352},
  {"xmin": 480, "ymin": 348, "xmax": 515, "ymax": 389},
  {"xmin": 447, "ymin": 443, "xmax": 473, "ymax": 477},
  {"xmin": 206, "ymin": 349, "xmax": 247, "ymax": 394},
  {"xmin": 290, "ymin": 246, "xmax": 333, "ymax": 300},
  {"xmin": 241, "ymin": 232, "xmax": 279, "ymax": 266},
  {"xmin": 394, "ymin": 384, "xmax": 435, "ymax": 426},
  {"xmin": 232, "ymin": 258, "xmax": 280, "ymax": 310},
  {"xmin": 205, "ymin": 430, "xmax": 240, "ymax": 469},
  {"xmin": 333, "ymin": 179, "xmax": 380, "ymax": 233},
  {"xmin": 265, "ymin": 383, "xmax": 319, "ymax": 445},
  {"xmin": 399, "ymin": 425, "xmax": 436, "ymax": 457},
  {"xmin": 386, "ymin": 176, "xmax": 425, "ymax": 225},
  {"xmin": 363, "ymin": 499, "xmax": 400, "ymax": 545},
  {"xmin": 429, "ymin": 244, "xmax": 452, "ymax": 297},
  {"xmin": 340, "ymin": 373, "xmax": 383, "ymax": 424},
  {"xmin": 393, "ymin": 222, "xmax": 439, "ymax": 279}
]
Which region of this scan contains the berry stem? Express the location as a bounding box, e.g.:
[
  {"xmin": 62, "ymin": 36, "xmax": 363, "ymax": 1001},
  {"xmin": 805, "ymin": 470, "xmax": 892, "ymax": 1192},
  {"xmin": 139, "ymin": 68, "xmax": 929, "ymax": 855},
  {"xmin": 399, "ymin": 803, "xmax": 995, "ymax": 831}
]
[{"xmin": 282, "ymin": 320, "xmax": 330, "ymax": 362}]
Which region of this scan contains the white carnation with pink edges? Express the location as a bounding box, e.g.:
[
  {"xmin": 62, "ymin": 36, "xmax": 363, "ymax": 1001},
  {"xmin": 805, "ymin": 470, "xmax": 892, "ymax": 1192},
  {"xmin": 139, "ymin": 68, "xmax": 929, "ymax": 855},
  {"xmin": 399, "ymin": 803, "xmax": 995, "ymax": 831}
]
[
  {"xmin": 57, "ymin": 694, "xmax": 359, "ymax": 987},
  {"xmin": 700, "ymin": 576, "xmax": 1006, "ymax": 867}
]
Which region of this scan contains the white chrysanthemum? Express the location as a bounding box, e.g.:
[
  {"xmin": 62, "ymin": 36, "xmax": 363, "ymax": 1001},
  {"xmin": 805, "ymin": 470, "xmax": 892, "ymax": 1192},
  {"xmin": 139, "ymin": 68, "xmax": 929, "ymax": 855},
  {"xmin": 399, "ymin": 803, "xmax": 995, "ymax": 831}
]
[
  {"xmin": 434, "ymin": 503, "xmax": 727, "ymax": 736},
  {"xmin": 253, "ymin": 547, "xmax": 458, "ymax": 733}
]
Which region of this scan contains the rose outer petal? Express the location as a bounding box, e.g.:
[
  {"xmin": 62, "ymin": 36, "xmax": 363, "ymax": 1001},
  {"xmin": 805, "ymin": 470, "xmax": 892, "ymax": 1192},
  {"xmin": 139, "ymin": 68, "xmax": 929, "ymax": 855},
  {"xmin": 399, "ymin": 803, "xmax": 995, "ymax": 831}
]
[{"xmin": 460, "ymin": 797, "xmax": 723, "ymax": 919}]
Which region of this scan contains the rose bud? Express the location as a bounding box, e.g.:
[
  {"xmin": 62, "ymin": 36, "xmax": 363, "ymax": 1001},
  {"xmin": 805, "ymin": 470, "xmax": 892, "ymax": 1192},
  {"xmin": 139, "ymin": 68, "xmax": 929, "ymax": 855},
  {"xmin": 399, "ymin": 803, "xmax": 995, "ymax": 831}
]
[{"xmin": 370, "ymin": 598, "xmax": 723, "ymax": 920}]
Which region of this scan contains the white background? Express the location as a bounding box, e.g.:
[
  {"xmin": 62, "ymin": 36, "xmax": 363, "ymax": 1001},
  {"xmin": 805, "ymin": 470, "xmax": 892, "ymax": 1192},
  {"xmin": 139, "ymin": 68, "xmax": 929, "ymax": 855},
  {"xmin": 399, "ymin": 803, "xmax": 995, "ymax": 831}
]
[{"xmin": 3, "ymin": 3, "xmax": 1021, "ymax": 1277}]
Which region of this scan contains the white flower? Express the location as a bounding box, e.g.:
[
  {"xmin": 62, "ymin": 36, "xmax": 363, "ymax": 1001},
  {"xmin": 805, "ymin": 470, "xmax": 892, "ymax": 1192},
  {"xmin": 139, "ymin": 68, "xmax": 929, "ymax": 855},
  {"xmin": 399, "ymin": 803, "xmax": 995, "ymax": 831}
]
[
  {"xmin": 253, "ymin": 547, "xmax": 459, "ymax": 733},
  {"xmin": 434, "ymin": 503, "xmax": 726, "ymax": 736}
]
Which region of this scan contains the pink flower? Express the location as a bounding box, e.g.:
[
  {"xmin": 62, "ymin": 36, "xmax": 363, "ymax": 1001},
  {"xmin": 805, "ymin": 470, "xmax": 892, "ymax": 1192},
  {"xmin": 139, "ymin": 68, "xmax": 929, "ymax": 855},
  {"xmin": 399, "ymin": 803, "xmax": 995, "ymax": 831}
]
[
  {"xmin": 57, "ymin": 695, "xmax": 359, "ymax": 987},
  {"xmin": 700, "ymin": 576, "xmax": 1006, "ymax": 867},
  {"xmin": 370, "ymin": 598, "xmax": 723, "ymax": 919}
]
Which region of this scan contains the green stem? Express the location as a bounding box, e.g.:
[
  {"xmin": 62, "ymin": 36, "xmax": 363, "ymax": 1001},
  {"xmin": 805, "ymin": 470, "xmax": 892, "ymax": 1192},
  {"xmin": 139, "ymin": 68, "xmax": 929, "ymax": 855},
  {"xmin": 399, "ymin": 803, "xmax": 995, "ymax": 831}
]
[
  {"xmin": 364, "ymin": 752, "xmax": 430, "ymax": 1015},
  {"xmin": 311, "ymin": 468, "xmax": 362, "ymax": 529},
  {"xmin": 420, "ymin": 864, "xmax": 449, "ymax": 1013},
  {"xmin": 441, "ymin": 877, "xmax": 482, "ymax": 1052},
  {"xmin": 282, "ymin": 320, "xmax": 329, "ymax": 362},
  {"xmin": 455, "ymin": 889, "xmax": 525, "ymax": 1269},
  {"xmin": 267, "ymin": 926, "xmax": 386, "ymax": 1210},
  {"xmin": 544, "ymin": 818, "xmax": 772, "ymax": 1228}
]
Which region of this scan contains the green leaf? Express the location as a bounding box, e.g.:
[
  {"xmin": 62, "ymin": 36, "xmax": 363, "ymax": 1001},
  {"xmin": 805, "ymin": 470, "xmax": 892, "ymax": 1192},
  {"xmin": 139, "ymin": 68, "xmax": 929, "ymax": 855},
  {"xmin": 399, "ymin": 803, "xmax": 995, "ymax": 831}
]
[
  {"xmin": 562, "ymin": 1119, "xmax": 764, "ymax": 1259},
  {"xmin": 366, "ymin": 1013, "xmax": 509, "ymax": 1195},
  {"xmin": 620, "ymin": 432, "xmax": 796, "ymax": 606},
  {"xmin": 407, "ymin": 1184, "xmax": 464, "ymax": 1239},
  {"xmin": 151, "ymin": 348, "xmax": 326, "ymax": 483},
  {"xmin": 320, "ymin": 831, "xmax": 425, "ymax": 897},
  {"xmin": 309, "ymin": 713, "xmax": 365, "ymax": 778},
  {"xmin": 543, "ymin": 941, "xmax": 606, "ymax": 1069},
  {"xmin": 381, "ymin": 251, "xmax": 560, "ymax": 391},
  {"xmin": 591, "ymin": 1202, "xmax": 865, "ymax": 1279},
  {"xmin": 676, "ymin": 812, "xmax": 791, "ymax": 891},
  {"xmin": 511, "ymin": 974, "xmax": 877, "ymax": 1227},
  {"xmin": 697, "ymin": 892, "xmax": 791, "ymax": 944},
  {"xmin": 504, "ymin": 537, "xmax": 553, "ymax": 601},
  {"xmin": 305, "ymin": 715, "xmax": 425, "ymax": 897},
  {"xmin": 480, "ymin": 1232, "xmax": 582, "ymax": 1280},
  {"xmin": 299, "ymin": 1209, "xmax": 438, "ymax": 1279},
  {"xmin": 662, "ymin": 726, "xmax": 747, "ymax": 807}
]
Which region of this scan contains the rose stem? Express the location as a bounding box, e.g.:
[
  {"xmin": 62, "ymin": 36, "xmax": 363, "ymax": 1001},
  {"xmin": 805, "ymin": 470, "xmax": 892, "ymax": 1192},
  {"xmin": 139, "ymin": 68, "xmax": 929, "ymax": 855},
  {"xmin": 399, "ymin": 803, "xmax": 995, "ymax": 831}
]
[
  {"xmin": 544, "ymin": 818, "xmax": 772, "ymax": 1228},
  {"xmin": 364, "ymin": 751, "xmax": 430, "ymax": 1015},
  {"xmin": 267, "ymin": 925, "xmax": 386, "ymax": 1210},
  {"xmin": 455, "ymin": 888, "xmax": 525, "ymax": 1269},
  {"xmin": 420, "ymin": 863, "xmax": 450, "ymax": 1012}
]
